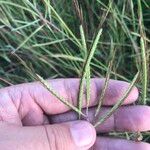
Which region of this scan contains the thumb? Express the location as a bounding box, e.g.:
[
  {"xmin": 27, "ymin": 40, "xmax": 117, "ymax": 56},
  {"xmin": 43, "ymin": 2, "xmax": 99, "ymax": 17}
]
[
  {"xmin": 45, "ymin": 121, "xmax": 96, "ymax": 150},
  {"xmin": 0, "ymin": 121, "xmax": 96, "ymax": 150}
]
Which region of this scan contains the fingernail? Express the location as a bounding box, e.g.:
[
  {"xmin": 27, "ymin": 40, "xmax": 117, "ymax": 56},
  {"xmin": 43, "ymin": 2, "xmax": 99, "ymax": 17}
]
[{"xmin": 70, "ymin": 121, "xmax": 96, "ymax": 147}]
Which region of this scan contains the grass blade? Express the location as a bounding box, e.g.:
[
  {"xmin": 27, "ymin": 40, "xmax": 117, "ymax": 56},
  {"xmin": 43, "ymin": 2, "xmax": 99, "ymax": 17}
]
[
  {"xmin": 11, "ymin": 19, "xmax": 40, "ymax": 31},
  {"xmin": 31, "ymin": 38, "xmax": 67, "ymax": 47},
  {"xmin": 13, "ymin": 25, "xmax": 44, "ymax": 52},
  {"xmin": 0, "ymin": 1, "xmax": 38, "ymax": 16}
]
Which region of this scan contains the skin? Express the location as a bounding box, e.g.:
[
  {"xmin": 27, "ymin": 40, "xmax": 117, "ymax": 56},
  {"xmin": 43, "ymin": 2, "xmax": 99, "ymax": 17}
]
[{"xmin": 0, "ymin": 78, "xmax": 150, "ymax": 150}]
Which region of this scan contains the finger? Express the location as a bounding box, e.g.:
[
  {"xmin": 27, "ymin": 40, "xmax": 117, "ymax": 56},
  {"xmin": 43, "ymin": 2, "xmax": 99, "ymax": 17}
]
[
  {"xmin": 0, "ymin": 78, "xmax": 139, "ymax": 117},
  {"xmin": 92, "ymin": 137, "xmax": 150, "ymax": 150},
  {"xmin": 50, "ymin": 106, "xmax": 150, "ymax": 132},
  {"xmin": 0, "ymin": 121, "xmax": 96, "ymax": 150}
]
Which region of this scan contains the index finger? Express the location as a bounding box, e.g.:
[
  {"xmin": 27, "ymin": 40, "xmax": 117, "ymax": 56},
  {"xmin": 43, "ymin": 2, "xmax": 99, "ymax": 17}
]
[{"xmin": 0, "ymin": 78, "xmax": 139, "ymax": 115}]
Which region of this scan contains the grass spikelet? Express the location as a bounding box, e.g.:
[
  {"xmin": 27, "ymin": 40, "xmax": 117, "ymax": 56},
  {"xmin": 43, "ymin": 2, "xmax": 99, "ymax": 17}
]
[
  {"xmin": 95, "ymin": 55, "xmax": 114, "ymax": 117},
  {"xmin": 78, "ymin": 28, "xmax": 103, "ymax": 118},
  {"xmin": 94, "ymin": 71, "xmax": 139, "ymax": 127},
  {"xmin": 36, "ymin": 74, "xmax": 86, "ymax": 117}
]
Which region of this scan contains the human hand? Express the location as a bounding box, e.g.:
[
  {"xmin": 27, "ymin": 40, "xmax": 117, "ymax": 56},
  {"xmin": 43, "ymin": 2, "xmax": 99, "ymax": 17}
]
[{"xmin": 0, "ymin": 78, "xmax": 150, "ymax": 150}]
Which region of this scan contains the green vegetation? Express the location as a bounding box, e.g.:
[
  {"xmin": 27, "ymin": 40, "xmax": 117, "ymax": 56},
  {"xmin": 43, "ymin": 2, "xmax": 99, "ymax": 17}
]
[{"xmin": 0, "ymin": 0, "xmax": 150, "ymax": 142}]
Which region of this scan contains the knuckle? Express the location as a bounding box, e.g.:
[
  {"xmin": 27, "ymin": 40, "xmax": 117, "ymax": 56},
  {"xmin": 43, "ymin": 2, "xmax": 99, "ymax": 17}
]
[{"xmin": 45, "ymin": 125, "xmax": 74, "ymax": 150}]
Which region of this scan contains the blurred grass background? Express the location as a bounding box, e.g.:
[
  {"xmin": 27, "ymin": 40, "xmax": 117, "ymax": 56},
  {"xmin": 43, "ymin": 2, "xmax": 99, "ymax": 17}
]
[{"xmin": 0, "ymin": 0, "xmax": 150, "ymax": 142}]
